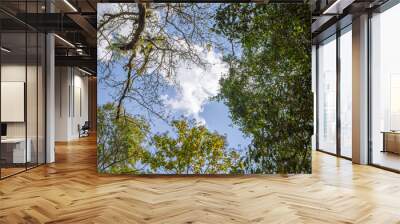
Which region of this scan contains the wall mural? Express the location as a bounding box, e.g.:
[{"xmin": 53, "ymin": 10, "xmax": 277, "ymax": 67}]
[{"xmin": 97, "ymin": 2, "xmax": 312, "ymax": 174}]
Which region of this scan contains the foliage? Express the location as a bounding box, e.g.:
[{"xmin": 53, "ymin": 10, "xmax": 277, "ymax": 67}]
[
  {"xmin": 214, "ymin": 3, "xmax": 312, "ymax": 173},
  {"xmin": 98, "ymin": 105, "xmax": 243, "ymax": 174},
  {"xmin": 150, "ymin": 119, "xmax": 244, "ymax": 174},
  {"xmin": 97, "ymin": 3, "xmax": 313, "ymax": 174},
  {"xmin": 97, "ymin": 103, "xmax": 151, "ymax": 173}
]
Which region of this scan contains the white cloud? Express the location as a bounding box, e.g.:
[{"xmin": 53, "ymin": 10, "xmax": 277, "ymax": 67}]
[{"xmin": 163, "ymin": 48, "xmax": 228, "ymax": 124}]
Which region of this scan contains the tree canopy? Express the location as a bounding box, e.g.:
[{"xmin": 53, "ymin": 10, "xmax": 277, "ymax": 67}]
[
  {"xmin": 97, "ymin": 103, "xmax": 151, "ymax": 173},
  {"xmin": 97, "ymin": 3, "xmax": 313, "ymax": 174},
  {"xmin": 151, "ymin": 119, "xmax": 243, "ymax": 174},
  {"xmin": 214, "ymin": 3, "xmax": 312, "ymax": 173},
  {"xmin": 98, "ymin": 104, "xmax": 243, "ymax": 174}
]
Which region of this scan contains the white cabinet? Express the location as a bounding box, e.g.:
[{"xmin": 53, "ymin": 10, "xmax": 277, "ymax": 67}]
[{"xmin": 1, "ymin": 138, "xmax": 32, "ymax": 163}]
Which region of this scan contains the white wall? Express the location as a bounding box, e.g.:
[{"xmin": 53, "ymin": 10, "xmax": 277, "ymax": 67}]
[
  {"xmin": 72, "ymin": 72, "xmax": 89, "ymax": 138},
  {"xmin": 55, "ymin": 67, "xmax": 69, "ymax": 141},
  {"xmin": 1, "ymin": 63, "xmax": 46, "ymax": 164},
  {"xmin": 54, "ymin": 67, "xmax": 89, "ymax": 141},
  {"xmin": 1, "ymin": 64, "xmax": 26, "ymax": 138},
  {"xmin": 1, "ymin": 65, "xmax": 43, "ymax": 137}
]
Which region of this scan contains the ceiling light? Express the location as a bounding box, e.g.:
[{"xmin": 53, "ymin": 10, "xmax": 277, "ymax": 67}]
[
  {"xmin": 78, "ymin": 67, "xmax": 92, "ymax": 76},
  {"xmin": 1, "ymin": 47, "xmax": 11, "ymax": 53},
  {"xmin": 322, "ymin": 0, "xmax": 354, "ymax": 15},
  {"xmin": 54, "ymin": 34, "xmax": 75, "ymax": 48},
  {"xmin": 63, "ymin": 0, "xmax": 78, "ymax": 12},
  {"xmin": 76, "ymin": 49, "xmax": 84, "ymax": 55}
]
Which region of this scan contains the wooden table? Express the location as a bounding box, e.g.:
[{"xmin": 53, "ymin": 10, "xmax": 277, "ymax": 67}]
[{"xmin": 381, "ymin": 131, "xmax": 400, "ymax": 154}]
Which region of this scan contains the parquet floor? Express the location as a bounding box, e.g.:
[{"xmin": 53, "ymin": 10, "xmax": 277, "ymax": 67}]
[
  {"xmin": 0, "ymin": 167, "xmax": 26, "ymax": 178},
  {"xmin": 1, "ymin": 135, "xmax": 400, "ymax": 223}
]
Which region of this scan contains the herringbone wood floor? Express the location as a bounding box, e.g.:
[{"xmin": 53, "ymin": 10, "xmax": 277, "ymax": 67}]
[{"xmin": 1, "ymin": 135, "xmax": 400, "ymax": 224}]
